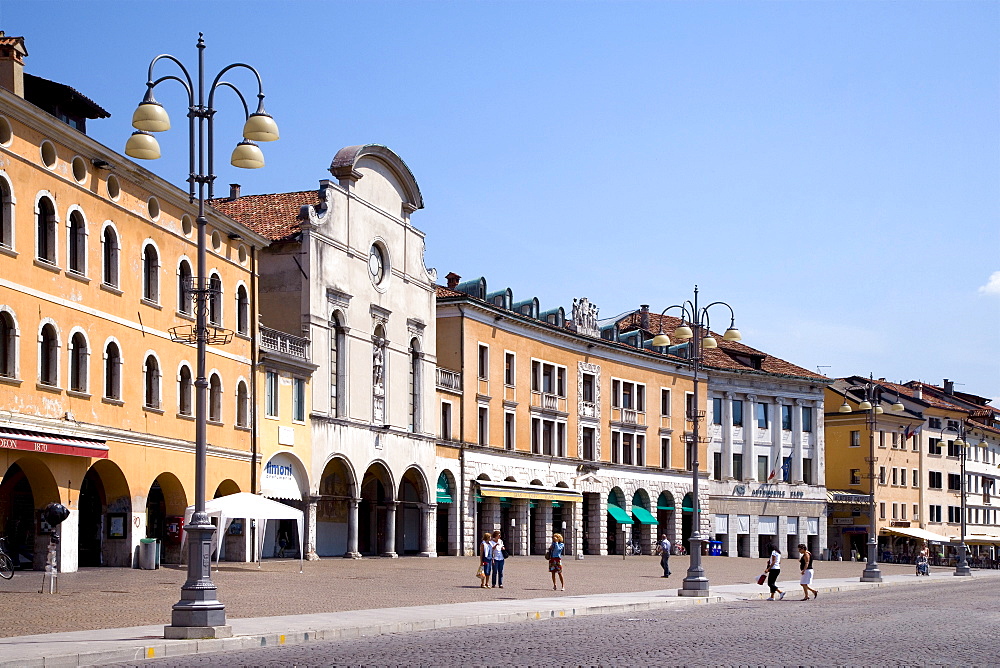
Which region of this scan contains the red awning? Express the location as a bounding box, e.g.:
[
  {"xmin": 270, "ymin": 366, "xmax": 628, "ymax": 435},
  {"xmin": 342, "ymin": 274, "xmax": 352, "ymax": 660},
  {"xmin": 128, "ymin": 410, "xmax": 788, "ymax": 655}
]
[{"xmin": 0, "ymin": 428, "xmax": 108, "ymax": 459}]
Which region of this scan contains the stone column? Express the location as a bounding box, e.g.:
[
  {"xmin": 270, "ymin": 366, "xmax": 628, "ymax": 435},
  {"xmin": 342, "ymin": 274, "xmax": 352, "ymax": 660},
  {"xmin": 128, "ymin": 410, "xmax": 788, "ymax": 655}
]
[
  {"xmin": 722, "ymin": 392, "xmax": 734, "ymax": 479},
  {"xmin": 792, "ymin": 400, "xmax": 804, "ymax": 483},
  {"xmin": 420, "ymin": 504, "xmax": 437, "ymax": 557},
  {"xmin": 771, "ymin": 397, "xmax": 783, "ymax": 482},
  {"xmin": 536, "ymin": 501, "xmax": 553, "ymax": 555},
  {"xmin": 305, "ymin": 497, "xmax": 320, "ymax": 561},
  {"xmin": 344, "ymin": 498, "xmax": 361, "ymax": 559},
  {"xmin": 512, "ymin": 499, "xmax": 530, "ymax": 556},
  {"xmin": 382, "ymin": 502, "xmax": 398, "ymax": 558},
  {"xmin": 746, "ymin": 395, "xmax": 757, "ymax": 481},
  {"xmin": 571, "ymin": 500, "xmax": 584, "ymax": 559}
]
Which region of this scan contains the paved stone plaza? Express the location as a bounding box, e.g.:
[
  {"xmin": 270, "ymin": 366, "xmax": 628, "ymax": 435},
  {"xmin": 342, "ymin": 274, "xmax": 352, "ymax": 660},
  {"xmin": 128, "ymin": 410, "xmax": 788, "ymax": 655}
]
[
  {"xmin": 0, "ymin": 555, "xmax": 937, "ymax": 638},
  {"xmin": 124, "ymin": 578, "xmax": 996, "ymax": 667}
]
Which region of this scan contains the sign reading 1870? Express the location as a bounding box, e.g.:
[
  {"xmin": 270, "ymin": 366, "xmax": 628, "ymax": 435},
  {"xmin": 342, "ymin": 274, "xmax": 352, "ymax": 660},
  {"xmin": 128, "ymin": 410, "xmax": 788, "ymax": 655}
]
[{"xmin": 733, "ymin": 484, "xmax": 805, "ymax": 499}]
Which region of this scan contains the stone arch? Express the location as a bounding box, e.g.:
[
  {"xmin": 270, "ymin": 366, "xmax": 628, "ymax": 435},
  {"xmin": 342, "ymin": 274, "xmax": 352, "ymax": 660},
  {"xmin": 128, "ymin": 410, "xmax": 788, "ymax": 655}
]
[
  {"xmin": 316, "ymin": 455, "xmax": 357, "ymax": 557},
  {"xmin": 397, "ymin": 466, "xmax": 429, "ymax": 555},
  {"xmin": 1, "ymin": 456, "xmax": 61, "ymax": 570},
  {"xmin": 435, "ymin": 469, "xmax": 458, "ymax": 555},
  {"xmin": 214, "ymin": 479, "xmax": 240, "ymax": 498},
  {"xmin": 79, "ymin": 459, "xmax": 131, "ymax": 567},
  {"xmin": 359, "ymin": 460, "xmax": 394, "ymax": 556},
  {"xmin": 606, "ymin": 487, "xmax": 629, "ymax": 556},
  {"xmin": 145, "ymin": 472, "xmax": 188, "ymax": 564},
  {"xmin": 656, "ymin": 490, "xmax": 677, "ymax": 544}
]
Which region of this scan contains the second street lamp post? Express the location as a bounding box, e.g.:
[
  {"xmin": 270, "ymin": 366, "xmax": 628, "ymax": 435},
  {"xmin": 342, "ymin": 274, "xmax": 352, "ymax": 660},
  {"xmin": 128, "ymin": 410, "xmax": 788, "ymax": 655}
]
[
  {"xmin": 651, "ymin": 286, "xmax": 741, "ymax": 597},
  {"xmin": 839, "ymin": 377, "xmax": 903, "ymax": 583},
  {"xmin": 125, "ymin": 34, "xmax": 278, "ymax": 639},
  {"xmin": 942, "ymin": 422, "xmax": 986, "ymax": 577}
]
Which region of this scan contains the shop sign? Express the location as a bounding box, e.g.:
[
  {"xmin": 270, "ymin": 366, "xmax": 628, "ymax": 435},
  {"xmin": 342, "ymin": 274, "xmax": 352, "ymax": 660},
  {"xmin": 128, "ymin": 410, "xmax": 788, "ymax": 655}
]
[
  {"xmin": 0, "ymin": 430, "xmax": 108, "ymax": 459},
  {"xmin": 832, "ymin": 518, "xmax": 856, "ymax": 525},
  {"xmin": 733, "ymin": 484, "xmax": 804, "ymax": 499}
]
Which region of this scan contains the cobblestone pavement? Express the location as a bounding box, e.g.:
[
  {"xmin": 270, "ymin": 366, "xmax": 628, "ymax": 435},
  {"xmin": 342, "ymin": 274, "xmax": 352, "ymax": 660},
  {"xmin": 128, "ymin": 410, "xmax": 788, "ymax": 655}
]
[
  {"xmin": 123, "ymin": 578, "xmax": 996, "ymax": 667},
  {"xmin": 0, "ymin": 555, "xmax": 936, "ymax": 638}
]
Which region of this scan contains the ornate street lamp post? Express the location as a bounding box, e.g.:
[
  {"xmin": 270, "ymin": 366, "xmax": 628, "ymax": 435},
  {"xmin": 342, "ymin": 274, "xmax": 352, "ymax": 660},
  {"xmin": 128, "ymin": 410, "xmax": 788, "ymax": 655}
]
[
  {"xmin": 942, "ymin": 422, "xmax": 987, "ymax": 577},
  {"xmin": 125, "ymin": 34, "xmax": 278, "ymax": 639},
  {"xmin": 651, "ymin": 286, "xmax": 741, "ymax": 597},
  {"xmin": 839, "ymin": 377, "xmax": 903, "ymax": 583}
]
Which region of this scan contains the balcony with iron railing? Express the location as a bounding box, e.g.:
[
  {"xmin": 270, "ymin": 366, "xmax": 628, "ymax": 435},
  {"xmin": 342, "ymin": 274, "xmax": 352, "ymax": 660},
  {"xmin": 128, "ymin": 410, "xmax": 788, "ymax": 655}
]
[
  {"xmin": 436, "ymin": 367, "xmax": 462, "ymax": 392},
  {"xmin": 259, "ymin": 326, "xmax": 310, "ymax": 361}
]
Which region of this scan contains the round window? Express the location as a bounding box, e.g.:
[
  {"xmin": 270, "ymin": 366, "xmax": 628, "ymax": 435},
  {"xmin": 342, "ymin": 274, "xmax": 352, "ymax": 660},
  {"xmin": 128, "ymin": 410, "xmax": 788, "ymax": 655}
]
[
  {"xmin": 368, "ymin": 244, "xmax": 386, "ymax": 284},
  {"xmin": 107, "ymin": 174, "xmax": 121, "ymax": 200}
]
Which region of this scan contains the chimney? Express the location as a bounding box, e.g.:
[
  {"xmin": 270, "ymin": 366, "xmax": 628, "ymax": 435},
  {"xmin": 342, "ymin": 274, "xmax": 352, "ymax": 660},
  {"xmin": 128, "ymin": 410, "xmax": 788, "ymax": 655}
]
[
  {"xmin": 228, "ymin": 183, "xmax": 241, "ymax": 201},
  {"xmin": 914, "ymin": 385, "xmax": 923, "ymax": 400},
  {"xmin": 944, "ymin": 379, "xmax": 954, "ymax": 395},
  {"xmin": 640, "ymin": 304, "xmax": 650, "ymax": 330},
  {"xmin": 445, "ymin": 272, "xmax": 461, "ymax": 289},
  {"xmin": 0, "ymin": 32, "xmax": 27, "ymax": 98}
]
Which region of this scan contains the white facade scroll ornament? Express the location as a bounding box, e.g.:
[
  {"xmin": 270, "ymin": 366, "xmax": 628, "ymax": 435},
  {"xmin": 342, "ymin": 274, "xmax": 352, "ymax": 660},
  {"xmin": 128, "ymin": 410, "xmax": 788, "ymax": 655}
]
[{"xmin": 572, "ymin": 298, "xmax": 600, "ymax": 338}]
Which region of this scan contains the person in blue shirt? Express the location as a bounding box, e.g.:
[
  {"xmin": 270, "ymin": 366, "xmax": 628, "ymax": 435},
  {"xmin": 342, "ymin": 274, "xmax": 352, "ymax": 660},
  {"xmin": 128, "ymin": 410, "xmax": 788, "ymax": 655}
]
[{"xmin": 548, "ymin": 532, "xmax": 565, "ymax": 591}]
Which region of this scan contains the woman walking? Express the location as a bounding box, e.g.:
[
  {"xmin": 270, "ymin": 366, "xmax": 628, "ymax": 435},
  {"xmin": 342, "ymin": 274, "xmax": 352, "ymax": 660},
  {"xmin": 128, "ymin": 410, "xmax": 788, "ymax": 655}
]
[
  {"xmin": 490, "ymin": 530, "xmax": 506, "ymax": 589},
  {"xmin": 798, "ymin": 543, "xmax": 818, "ymax": 600},
  {"xmin": 548, "ymin": 533, "xmax": 565, "ymax": 590},
  {"xmin": 765, "ymin": 545, "xmax": 785, "ymax": 601},
  {"xmin": 480, "ymin": 531, "xmax": 493, "ymax": 588}
]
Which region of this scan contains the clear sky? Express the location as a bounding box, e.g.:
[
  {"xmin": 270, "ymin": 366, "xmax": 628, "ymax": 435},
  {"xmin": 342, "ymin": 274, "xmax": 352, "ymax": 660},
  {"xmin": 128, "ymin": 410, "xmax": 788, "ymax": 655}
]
[{"xmin": 3, "ymin": 1, "xmax": 998, "ymax": 401}]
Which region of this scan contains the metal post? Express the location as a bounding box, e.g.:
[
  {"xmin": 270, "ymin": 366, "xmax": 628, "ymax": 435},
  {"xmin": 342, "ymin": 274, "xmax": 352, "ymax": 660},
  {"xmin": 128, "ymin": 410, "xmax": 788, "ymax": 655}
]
[
  {"xmin": 861, "ymin": 401, "xmax": 882, "ymax": 582},
  {"xmin": 679, "ymin": 289, "xmax": 709, "ymax": 597},
  {"xmin": 955, "ymin": 428, "xmax": 971, "ymax": 576}
]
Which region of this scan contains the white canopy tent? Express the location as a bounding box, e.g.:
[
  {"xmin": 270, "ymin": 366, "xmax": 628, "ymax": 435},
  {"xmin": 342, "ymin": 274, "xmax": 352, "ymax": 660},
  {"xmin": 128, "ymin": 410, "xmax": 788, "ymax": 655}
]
[{"xmin": 182, "ymin": 492, "xmax": 304, "ymax": 573}]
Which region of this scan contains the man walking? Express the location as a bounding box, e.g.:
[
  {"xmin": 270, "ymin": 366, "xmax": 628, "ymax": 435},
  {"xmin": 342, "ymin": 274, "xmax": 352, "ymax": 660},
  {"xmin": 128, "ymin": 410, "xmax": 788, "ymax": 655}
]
[{"xmin": 655, "ymin": 534, "xmax": 672, "ymax": 577}]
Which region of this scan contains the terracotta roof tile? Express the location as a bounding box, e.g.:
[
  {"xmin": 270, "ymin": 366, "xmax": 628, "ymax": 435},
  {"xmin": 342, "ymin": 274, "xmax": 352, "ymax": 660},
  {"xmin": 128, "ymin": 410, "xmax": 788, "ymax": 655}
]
[
  {"xmin": 618, "ymin": 312, "xmax": 827, "ymax": 380},
  {"xmin": 210, "ymin": 191, "xmax": 319, "ymax": 241}
]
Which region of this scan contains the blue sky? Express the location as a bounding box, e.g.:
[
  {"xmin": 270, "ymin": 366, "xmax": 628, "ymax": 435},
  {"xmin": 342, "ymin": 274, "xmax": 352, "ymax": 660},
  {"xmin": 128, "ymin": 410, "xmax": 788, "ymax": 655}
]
[{"xmin": 4, "ymin": 1, "xmax": 998, "ymax": 400}]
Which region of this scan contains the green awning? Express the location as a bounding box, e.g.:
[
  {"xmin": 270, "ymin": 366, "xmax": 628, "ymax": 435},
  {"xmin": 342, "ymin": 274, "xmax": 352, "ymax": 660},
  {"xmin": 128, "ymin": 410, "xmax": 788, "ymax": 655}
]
[
  {"xmin": 657, "ymin": 503, "xmax": 674, "ymax": 511},
  {"xmin": 436, "ymin": 473, "xmax": 452, "ymax": 504},
  {"xmin": 607, "ymin": 504, "xmax": 634, "ymax": 525},
  {"xmin": 681, "ymin": 504, "xmax": 695, "ymax": 512},
  {"xmin": 631, "ymin": 505, "xmax": 658, "ymax": 525}
]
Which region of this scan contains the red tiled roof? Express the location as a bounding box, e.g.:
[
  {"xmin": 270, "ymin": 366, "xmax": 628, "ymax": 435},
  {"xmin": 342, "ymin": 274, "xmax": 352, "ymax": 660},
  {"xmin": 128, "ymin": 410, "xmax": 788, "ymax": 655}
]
[
  {"xmin": 618, "ymin": 312, "xmax": 827, "ymax": 380},
  {"xmin": 436, "ymin": 285, "xmax": 464, "ymax": 298},
  {"xmin": 210, "ymin": 191, "xmax": 319, "ymax": 242}
]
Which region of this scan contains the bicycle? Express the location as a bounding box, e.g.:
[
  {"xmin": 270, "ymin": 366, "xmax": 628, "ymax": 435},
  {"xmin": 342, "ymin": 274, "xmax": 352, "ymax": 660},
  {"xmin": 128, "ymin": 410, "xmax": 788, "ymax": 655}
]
[{"xmin": 0, "ymin": 537, "xmax": 14, "ymax": 579}]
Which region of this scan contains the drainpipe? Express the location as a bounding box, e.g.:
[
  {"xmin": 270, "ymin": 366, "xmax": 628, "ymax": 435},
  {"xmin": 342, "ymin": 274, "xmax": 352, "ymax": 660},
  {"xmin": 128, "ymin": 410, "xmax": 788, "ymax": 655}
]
[
  {"xmin": 249, "ymin": 245, "xmax": 259, "ymax": 563},
  {"xmin": 458, "ymin": 304, "xmax": 467, "ymax": 555}
]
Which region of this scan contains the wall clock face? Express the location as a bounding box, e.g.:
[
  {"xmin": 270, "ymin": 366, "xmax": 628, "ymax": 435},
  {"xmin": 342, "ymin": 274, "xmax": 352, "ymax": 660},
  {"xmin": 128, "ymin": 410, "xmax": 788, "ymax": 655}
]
[{"xmin": 369, "ymin": 244, "xmax": 384, "ymax": 283}]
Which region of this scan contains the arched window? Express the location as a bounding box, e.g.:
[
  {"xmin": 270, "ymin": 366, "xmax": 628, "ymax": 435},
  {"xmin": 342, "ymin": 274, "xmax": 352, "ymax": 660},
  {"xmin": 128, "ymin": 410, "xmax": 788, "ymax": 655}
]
[
  {"xmin": 104, "ymin": 341, "xmax": 121, "ymax": 400},
  {"xmin": 0, "ymin": 178, "xmax": 13, "ymax": 249},
  {"xmin": 209, "ymin": 373, "xmax": 222, "ymax": 422},
  {"xmin": 178, "ymin": 364, "xmax": 193, "ymax": 416},
  {"xmin": 67, "ymin": 210, "xmax": 86, "ymax": 275},
  {"xmin": 235, "ymin": 284, "xmax": 249, "ymax": 335},
  {"xmin": 102, "ymin": 226, "xmax": 119, "ymax": 287},
  {"xmin": 409, "ymin": 338, "xmax": 422, "ymax": 433},
  {"xmin": 142, "ymin": 244, "xmax": 159, "ymax": 302},
  {"xmin": 36, "ymin": 196, "xmax": 56, "ymax": 264},
  {"xmin": 330, "ymin": 312, "xmax": 346, "ymax": 417},
  {"xmin": 38, "ymin": 323, "xmax": 58, "ymax": 386},
  {"xmin": 178, "ymin": 260, "xmax": 193, "ymax": 315},
  {"xmin": 0, "ymin": 310, "xmax": 16, "ymax": 377},
  {"xmin": 69, "ymin": 331, "xmax": 88, "ymax": 392},
  {"xmin": 236, "ymin": 380, "xmax": 249, "ymax": 427},
  {"xmin": 144, "ymin": 355, "xmax": 160, "ymax": 408},
  {"xmin": 208, "ymin": 273, "xmax": 222, "ymax": 325}
]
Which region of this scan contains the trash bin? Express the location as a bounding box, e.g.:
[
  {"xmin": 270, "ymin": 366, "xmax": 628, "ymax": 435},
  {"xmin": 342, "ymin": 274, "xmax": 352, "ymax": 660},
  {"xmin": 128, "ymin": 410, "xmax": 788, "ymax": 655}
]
[{"xmin": 139, "ymin": 538, "xmax": 158, "ymax": 570}]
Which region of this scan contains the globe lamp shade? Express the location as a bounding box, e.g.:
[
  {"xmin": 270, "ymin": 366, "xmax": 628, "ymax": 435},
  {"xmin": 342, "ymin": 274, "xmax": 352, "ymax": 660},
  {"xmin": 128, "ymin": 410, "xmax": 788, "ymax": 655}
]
[
  {"xmin": 673, "ymin": 324, "xmax": 693, "ymax": 340},
  {"xmin": 702, "ymin": 336, "xmax": 718, "ymax": 349},
  {"xmin": 125, "ymin": 131, "xmax": 161, "ymax": 160},
  {"xmin": 723, "ymin": 327, "xmax": 742, "ymax": 342},
  {"xmin": 131, "ymin": 99, "xmax": 170, "ymax": 133},
  {"xmin": 651, "ymin": 334, "xmax": 671, "ymax": 347},
  {"xmin": 242, "ymin": 112, "xmax": 279, "ymax": 142},
  {"xmin": 874, "ymin": 405, "xmax": 884, "ymax": 414},
  {"xmin": 892, "ymin": 401, "xmax": 905, "ymax": 411},
  {"xmin": 839, "ymin": 401, "xmax": 852, "ymax": 413},
  {"xmin": 954, "ymin": 438, "xmax": 965, "ymax": 447},
  {"xmin": 231, "ymin": 140, "xmax": 264, "ymax": 169},
  {"xmin": 858, "ymin": 400, "xmax": 872, "ymax": 411}
]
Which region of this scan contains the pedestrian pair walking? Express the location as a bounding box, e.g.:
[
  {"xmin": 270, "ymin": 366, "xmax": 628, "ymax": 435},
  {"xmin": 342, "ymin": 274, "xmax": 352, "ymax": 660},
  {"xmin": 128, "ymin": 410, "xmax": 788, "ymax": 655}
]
[{"xmin": 763, "ymin": 544, "xmax": 818, "ymax": 601}]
